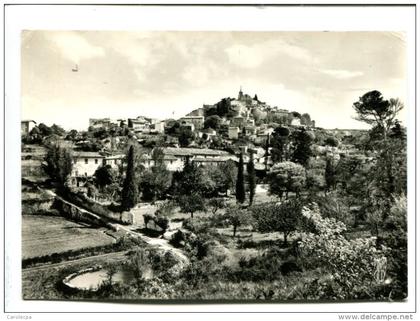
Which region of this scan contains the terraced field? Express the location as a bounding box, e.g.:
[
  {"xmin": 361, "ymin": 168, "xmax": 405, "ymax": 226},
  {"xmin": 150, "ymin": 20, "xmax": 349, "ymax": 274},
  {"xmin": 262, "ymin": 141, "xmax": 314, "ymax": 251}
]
[{"xmin": 22, "ymin": 215, "xmax": 116, "ymax": 259}]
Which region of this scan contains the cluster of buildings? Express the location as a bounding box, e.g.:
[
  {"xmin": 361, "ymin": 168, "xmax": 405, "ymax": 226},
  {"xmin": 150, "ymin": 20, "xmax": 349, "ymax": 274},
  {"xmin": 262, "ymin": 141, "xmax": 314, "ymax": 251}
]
[
  {"xmin": 182, "ymin": 88, "xmax": 313, "ymax": 145},
  {"xmin": 89, "ymin": 116, "xmax": 166, "ymax": 135},
  {"xmin": 69, "ymin": 144, "xmax": 271, "ymax": 187},
  {"xmin": 22, "ymin": 88, "xmax": 319, "ymax": 187}
]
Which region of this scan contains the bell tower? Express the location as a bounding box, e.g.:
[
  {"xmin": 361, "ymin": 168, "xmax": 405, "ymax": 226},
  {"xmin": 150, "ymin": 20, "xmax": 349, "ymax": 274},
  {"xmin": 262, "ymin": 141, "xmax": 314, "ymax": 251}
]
[{"xmin": 238, "ymin": 86, "xmax": 244, "ymax": 100}]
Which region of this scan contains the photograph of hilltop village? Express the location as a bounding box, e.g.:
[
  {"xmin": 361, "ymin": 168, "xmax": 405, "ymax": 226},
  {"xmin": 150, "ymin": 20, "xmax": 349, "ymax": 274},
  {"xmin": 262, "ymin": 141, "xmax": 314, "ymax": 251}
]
[{"xmin": 21, "ymin": 31, "xmax": 407, "ymax": 302}]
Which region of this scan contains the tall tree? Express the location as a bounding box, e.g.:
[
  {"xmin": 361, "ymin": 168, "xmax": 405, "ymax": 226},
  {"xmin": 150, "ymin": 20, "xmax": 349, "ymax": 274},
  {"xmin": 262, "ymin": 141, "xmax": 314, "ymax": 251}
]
[
  {"xmin": 236, "ymin": 153, "xmax": 246, "ymax": 204},
  {"xmin": 270, "ymin": 126, "xmax": 290, "ymax": 163},
  {"xmin": 291, "ymin": 128, "xmax": 314, "ymax": 167},
  {"xmin": 353, "ymin": 91, "xmax": 403, "ymax": 140},
  {"xmin": 44, "ymin": 144, "xmax": 73, "ymax": 186},
  {"xmin": 121, "ymin": 145, "xmax": 138, "ymax": 211},
  {"xmin": 325, "ymin": 157, "xmax": 336, "ymax": 192},
  {"xmin": 178, "ymin": 127, "xmax": 195, "ymax": 147},
  {"xmin": 264, "ymin": 134, "xmax": 270, "ymax": 171},
  {"xmin": 247, "ymin": 151, "xmax": 256, "ymax": 205},
  {"xmin": 94, "ymin": 165, "xmax": 115, "ymax": 189},
  {"xmin": 353, "ymin": 91, "xmax": 405, "ymax": 216}
]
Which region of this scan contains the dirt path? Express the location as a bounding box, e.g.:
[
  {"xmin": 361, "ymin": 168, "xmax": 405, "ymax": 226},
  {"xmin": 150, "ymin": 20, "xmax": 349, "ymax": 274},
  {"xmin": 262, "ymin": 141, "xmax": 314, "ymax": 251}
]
[{"xmin": 114, "ymin": 224, "xmax": 189, "ymax": 267}]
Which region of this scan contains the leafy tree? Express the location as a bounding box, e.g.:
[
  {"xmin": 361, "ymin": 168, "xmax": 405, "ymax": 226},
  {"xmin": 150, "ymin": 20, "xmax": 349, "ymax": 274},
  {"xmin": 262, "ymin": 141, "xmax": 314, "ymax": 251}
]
[
  {"xmin": 301, "ymin": 113, "xmax": 312, "ymax": 126},
  {"xmin": 172, "ymin": 161, "xmax": 206, "ymax": 197},
  {"xmin": 290, "ymin": 128, "xmax": 314, "ymax": 167},
  {"xmin": 38, "ymin": 123, "xmax": 53, "ymax": 137},
  {"xmin": 178, "ymin": 194, "xmax": 206, "ymax": 218},
  {"xmin": 251, "ymin": 200, "xmax": 302, "ymax": 245},
  {"xmin": 224, "ymin": 206, "xmax": 251, "ymax": 237},
  {"xmin": 29, "ymin": 126, "xmax": 41, "ymax": 137},
  {"xmin": 43, "ymin": 144, "xmax": 73, "ymax": 186},
  {"xmin": 66, "ymin": 129, "xmax": 78, "ymax": 141},
  {"xmin": 207, "ymin": 198, "xmax": 226, "ymax": 215},
  {"xmin": 389, "ymin": 121, "xmax": 405, "ymax": 140},
  {"xmin": 291, "ymin": 111, "xmax": 301, "ymax": 119},
  {"xmin": 247, "ymin": 152, "xmax": 256, "ymax": 205},
  {"xmin": 165, "ymin": 120, "xmax": 181, "ymax": 136},
  {"xmin": 121, "ymin": 145, "xmax": 138, "ymax": 211},
  {"xmin": 270, "ymin": 126, "xmax": 290, "ymax": 163},
  {"xmin": 268, "ymin": 161, "xmax": 306, "ymax": 199},
  {"xmin": 197, "ymin": 166, "xmax": 220, "ymax": 197},
  {"xmin": 77, "ymin": 140, "xmax": 102, "ymax": 152},
  {"xmin": 178, "ymin": 127, "xmax": 195, "ymax": 147},
  {"xmin": 23, "ymin": 126, "xmax": 42, "ymax": 144},
  {"xmin": 50, "ymin": 124, "xmax": 66, "ymax": 136},
  {"xmin": 218, "ymin": 160, "xmax": 237, "ymax": 195},
  {"xmin": 252, "ymin": 107, "xmax": 266, "ymax": 120},
  {"xmin": 353, "ymin": 91, "xmax": 403, "ymax": 139},
  {"xmin": 216, "ymin": 98, "xmax": 232, "ymax": 117},
  {"xmin": 381, "ymin": 196, "xmax": 407, "ymax": 299},
  {"xmin": 140, "ymin": 167, "xmax": 172, "ymax": 202},
  {"xmin": 306, "ymin": 169, "xmax": 325, "ymax": 196},
  {"xmin": 325, "ymin": 137, "xmax": 339, "ymax": 147},
  {"xmin": 204, "ymin": 115, "xmax": 222, "ymax": 130},
  {"xmin": 235, "ymin": 153, "xmax": 245, "ymax": 204},
  {"xmin": 94, "ymin": 165, "xmax": 115, "ymax": 189}
]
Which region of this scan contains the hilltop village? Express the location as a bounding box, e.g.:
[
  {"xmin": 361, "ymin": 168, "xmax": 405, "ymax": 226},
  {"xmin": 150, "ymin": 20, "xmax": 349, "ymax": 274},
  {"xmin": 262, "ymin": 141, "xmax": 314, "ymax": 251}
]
[
  {"xmin": 20, "ymin": 89, "xmax": 406, "ymax": 302},
  {"xmin": 22, "ymin": 88, "xmax": 364, "ymax": 189}
]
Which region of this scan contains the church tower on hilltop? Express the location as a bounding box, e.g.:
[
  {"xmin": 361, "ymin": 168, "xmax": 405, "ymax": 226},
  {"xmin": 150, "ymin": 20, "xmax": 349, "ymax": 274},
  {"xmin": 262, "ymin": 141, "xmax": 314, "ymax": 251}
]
[{"xmin": 238, "ymin": 86, "xmax": 244, "ymax": 101}]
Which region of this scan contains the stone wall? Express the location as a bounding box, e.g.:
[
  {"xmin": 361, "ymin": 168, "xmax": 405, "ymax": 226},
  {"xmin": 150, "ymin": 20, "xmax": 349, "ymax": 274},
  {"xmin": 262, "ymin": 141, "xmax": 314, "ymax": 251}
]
[
  {"xmin": 53, "ymin": 197, "xmax": 114, "ymax": 229},
  {"xmin": 66, "ymin": 191, "xmax": 134, "ymax": 225}
]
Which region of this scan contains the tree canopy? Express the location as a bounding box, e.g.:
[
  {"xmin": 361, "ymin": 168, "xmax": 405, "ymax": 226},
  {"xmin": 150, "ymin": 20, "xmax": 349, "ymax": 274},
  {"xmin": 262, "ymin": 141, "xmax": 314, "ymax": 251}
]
[
  {"xmin": 251, "ymin": 200, "xmax": 302, "ymax": 245},
  {"xmin": 268, "ymin": 161, "xmax": 306, "ymax": 199}
]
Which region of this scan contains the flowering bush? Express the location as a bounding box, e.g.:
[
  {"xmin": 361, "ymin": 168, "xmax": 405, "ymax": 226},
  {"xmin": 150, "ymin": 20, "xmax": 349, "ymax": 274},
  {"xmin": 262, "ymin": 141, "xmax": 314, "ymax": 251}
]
[{"xmin": 298, "ymin": 205, "xmax": 388, "ymax": 299}]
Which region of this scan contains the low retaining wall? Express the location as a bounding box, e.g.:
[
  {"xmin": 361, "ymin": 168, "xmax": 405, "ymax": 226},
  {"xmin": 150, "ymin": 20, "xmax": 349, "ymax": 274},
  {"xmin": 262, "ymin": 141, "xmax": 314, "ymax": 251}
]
[
  {"xmin": 53, "ymin": 197, "xmax": 114, "ymax": 229},
  {"xmin": 66, "ymin": 191, "xmax": 134, "ymax": 225}
]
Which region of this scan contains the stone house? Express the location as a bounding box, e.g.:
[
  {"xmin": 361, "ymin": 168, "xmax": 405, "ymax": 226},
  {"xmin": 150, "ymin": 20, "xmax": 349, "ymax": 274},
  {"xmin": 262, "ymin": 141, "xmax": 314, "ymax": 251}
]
[
  {"xmin": 21, "ymin": 120, "xmax": 37, "ymax": 136},
  {"xmin": 228, "ymin": 127, "xmax": 240, "ymax": 140},
  {"xmin": 179, "ymin": 116, "xmax": 205, "ymax": 130}
]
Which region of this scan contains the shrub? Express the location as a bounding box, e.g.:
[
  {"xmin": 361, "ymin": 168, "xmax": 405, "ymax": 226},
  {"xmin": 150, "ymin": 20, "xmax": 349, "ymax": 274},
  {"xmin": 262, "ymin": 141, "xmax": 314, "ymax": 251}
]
[
  {"xmin": 234, "ymin": 247, "xmax": 293, "ymax": 282},
  {"xmin": 298, "ymin": 205, "xmax": 388, "ymax": 299}
]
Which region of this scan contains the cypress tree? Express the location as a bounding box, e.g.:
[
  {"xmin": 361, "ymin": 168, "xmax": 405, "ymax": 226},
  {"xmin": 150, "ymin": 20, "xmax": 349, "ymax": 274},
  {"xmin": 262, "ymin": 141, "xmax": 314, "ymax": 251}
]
[
  {"xmin": 247, "ymin": 152, "xmax": 256, "ymax": 205},
  {"xmin": 264, "ymin": 134, "xmax": 270, "ymax": 171},
  {"xmin": 121, "ymin": 145, "xmax": 138, "ymax": 211},
  {"xmin": 325, "ymin": 157, "xmax": 336, "ymax": 192},
  {"xmin": 236, "ymin": 153, "xmax": 246, "ymax": 204}
]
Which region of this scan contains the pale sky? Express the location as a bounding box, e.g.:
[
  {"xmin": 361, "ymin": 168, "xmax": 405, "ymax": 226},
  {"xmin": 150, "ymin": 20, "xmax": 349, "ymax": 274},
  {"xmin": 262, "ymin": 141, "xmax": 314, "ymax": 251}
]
[{"xmin": 21, "ymin": 31, "xmax": 407, "ymax": 130}]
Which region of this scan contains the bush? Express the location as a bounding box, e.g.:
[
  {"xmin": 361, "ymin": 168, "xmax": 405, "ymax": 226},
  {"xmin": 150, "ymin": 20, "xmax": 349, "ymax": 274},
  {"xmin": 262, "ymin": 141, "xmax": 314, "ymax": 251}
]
[
  {"xmin": 298, "ymin": 205, "xmax": 388, "ymax": 300},
  {"xmin": 169, "ymin": 230, "xmax": 186, "ymax": 248},
  {"xmin": 234, "ymin": 247, "xmax": 294, "ymax": 282}
]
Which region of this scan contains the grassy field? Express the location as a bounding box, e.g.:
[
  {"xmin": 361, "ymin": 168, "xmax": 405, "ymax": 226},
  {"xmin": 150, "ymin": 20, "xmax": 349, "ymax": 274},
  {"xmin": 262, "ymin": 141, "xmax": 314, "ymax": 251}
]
[{"xmin": 22, "ymin": 215, "xmax": 116, "ymax": 259}]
